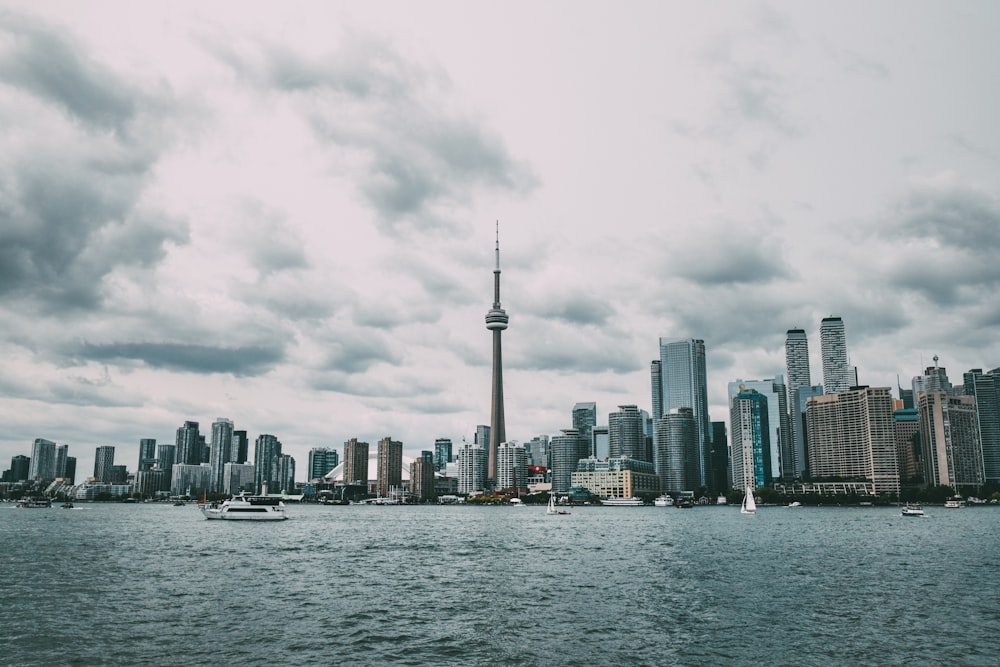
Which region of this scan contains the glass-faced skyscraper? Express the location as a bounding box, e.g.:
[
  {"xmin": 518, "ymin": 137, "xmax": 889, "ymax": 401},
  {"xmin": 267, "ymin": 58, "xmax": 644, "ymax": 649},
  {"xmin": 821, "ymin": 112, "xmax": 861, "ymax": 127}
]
[
  {"xmin": 572, "ymin": 402, "xmax": 597, "ymax": 456},
  {"xmin": 656, "ymin": 338, "xmax": 711, "ymax": 489},
  {"xmin": 820, "ymin": 317, "xmax": 852, "ymax": 394}
]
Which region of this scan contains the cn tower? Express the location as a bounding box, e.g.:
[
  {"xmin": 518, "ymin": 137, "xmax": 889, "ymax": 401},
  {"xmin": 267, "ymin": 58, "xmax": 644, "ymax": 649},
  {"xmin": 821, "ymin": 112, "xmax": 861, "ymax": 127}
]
[{"xmin": 485, "ymin": 223, "xmax": 508, "ymax": 484}]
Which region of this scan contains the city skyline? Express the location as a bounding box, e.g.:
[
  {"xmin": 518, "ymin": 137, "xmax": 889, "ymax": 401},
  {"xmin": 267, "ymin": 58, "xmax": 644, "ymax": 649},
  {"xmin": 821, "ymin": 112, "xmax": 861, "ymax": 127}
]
[{"xmin": 1, "ymin": 2, "xmax": 999, "ymax": 479}]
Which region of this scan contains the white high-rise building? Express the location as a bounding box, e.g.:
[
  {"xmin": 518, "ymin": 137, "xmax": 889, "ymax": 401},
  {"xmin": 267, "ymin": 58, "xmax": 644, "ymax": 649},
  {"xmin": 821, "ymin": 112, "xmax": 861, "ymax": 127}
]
[
  {"xmin": 496, "ymin": 441, "xmax": 527, "ymax": 491},
  {"xmin": 820, "ymin": 317, "xmax": 852, "ymax": 394},
  {"xmin": 457, "ymin": 441, "xmax": 487, "ymax": 495}
]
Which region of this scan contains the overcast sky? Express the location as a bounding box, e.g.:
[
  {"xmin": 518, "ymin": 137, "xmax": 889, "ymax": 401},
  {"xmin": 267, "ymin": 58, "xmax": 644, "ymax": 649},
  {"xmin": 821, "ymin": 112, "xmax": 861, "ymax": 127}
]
[{"xmin": 2, "ymin": 1, "xmax": 998, "ymax": 480}]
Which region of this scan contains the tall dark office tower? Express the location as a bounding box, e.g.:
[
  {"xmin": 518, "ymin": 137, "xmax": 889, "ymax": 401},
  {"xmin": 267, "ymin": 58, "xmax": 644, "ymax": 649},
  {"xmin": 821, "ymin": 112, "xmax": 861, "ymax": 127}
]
[
  {"xmin": 233, "ymin": 430, "xmax": 249, "ymax": 464},
  {"xmin": 820, "ymin": 317, "xmax": 852, "ymax": 394},
  {"xmin": 434, "ymin": 438, "xmax": 453, "ymax": 472},
  {"xmin": 254, "ymin": 434, "xmax": 282, "ymax": 494},
  {"xmin": 55, "ymin": 444, "xmax": 69, "ymax": 478},
  {"xmin": 94, "ymin": 445, "xmax": 116, "ymax": 482},
  {"xmin": 485, "ymin": 225, "xmax": 509, "ymax": 485},
  {"xmin": 657, "ymin": 338, "xmax": 711, "ymax": 488},
  {"xmin": 10, "ymin": 455, "xmax": 30, "ymax": 481},
  {"xmin": 64, "ymin": 457, "xmax": 76, "ymax": 485},
  {"xmin": 376, "ymin": 436, "xmax": 403, "ymax": 498},
  {"xmin": 963, "ymin": 368, "xmax": 1000, "ymax": 485},
  {"xmin": 175, "ymin": 421, "xmax": 201, "ymax": 465},
  {"xmin": 572, "ymin": 402, "xmax": 597, "ymax": 456},
  {"xmin": 650, "ymin": 360, "xmax": 663, "ymax": 419},
  {"xmin": 29, "ymin": 438, "xmax": 56, "ymax": 481},
  {"xmin": 609, "ymin": 405, "xmax": 648, "ymax": 461},
  {"xmin": 343, "ymin": 438, "xmax": 370, "ymax": 487},
  {"xmin": 550, "ymin": 428, "xmax": 588, "ymax": 493},
  {"xmin": 138, "ymin": 439, "xmax": 157, "ymax": 472},
  {"xmin": 654, "ymin": 408, "xmax": 697, "ymax": 494},
  {"xmin": 277, "ymin": 454, "xmax": 295, "ymax": 494},
  {"xmin": 209, "ymin": 418, "xmax": 235, "ymax": 493}
]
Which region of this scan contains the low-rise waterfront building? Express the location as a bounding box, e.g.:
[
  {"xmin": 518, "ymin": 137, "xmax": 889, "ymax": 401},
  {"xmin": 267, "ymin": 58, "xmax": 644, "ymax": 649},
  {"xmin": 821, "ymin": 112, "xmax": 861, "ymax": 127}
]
[{"xmin": 570, "ymin": 456, "xmax": 659, "ymax": 499}]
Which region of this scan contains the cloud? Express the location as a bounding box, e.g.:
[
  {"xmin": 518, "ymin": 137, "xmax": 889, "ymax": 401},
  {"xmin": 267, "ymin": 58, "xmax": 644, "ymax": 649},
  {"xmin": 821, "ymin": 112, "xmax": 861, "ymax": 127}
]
[
  {"xmin": 78, "ymin": 342, "xmax": 285, "ymax": 376},
  {"xmin": 0, "ymin": 12, "xmax": 137, "ymax": 131},
  {"xmin": 320, "ymin": 328, "xmax": 403, "ymax": 375},
  {"xmin": 0, "ymin": 13, "xmax": 186, "ymax": 311},
  {"xmin": 880, "ymin": 179, "xmax": 1000, "ymax": 304},
  {"xmin": 665, "ymin": 221, "xmax": 792, "ymax": 286},
  {"xmin": 204, "ymin": 30, "xmax": 538, "ymax": 234}
]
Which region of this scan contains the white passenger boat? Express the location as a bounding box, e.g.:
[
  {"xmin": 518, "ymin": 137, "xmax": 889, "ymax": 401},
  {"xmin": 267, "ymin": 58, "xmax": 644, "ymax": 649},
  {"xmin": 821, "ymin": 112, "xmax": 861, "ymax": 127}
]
[
  {"xmin": 900, "ymin": 503, "xmax": 925, "ymax": 517},
  {"xmin": 653, "ymin": 495, "xmax": 674, "ymax": 507},
  {"xmin": 601, "ymin": 497, "xmax": 644, "ymax": 506},
  {"xmin": 201, "ymin": 494, "xmax": 288, "ymax": 521}
]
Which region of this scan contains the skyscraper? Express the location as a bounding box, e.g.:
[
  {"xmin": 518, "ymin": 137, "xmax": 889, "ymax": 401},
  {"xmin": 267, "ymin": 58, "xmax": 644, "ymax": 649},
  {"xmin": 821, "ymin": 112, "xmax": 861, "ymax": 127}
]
[
  {"xmin": 572, "ymin": 402, "xmax": 597, "ymax": 456},
  {"xmin": 29, "ymin": 438, "xmax": 56, "ymax": 481},
  {"xmin": 785, "ymin": 328, "xmax": 812, "ymax": 476},
  {"xmin": 963, "ymin": 368, "xmax": 1000, "ymax": 485},
  {"xmin": 433, "ymin": 438, "xmax": 453, "ymax": 472},
  {"xmin": 343, "ymin": 438, "xmax": 369, "ymax": 487},
  {"xmin": 138, "ymin": 439, "xmax": 157, "ymax": 472},
  {"xmin": 727, "ymin": 378, "xmax": 789, "ymax": 483},
  {"xmin": 784, "ymin": 328, "xmax": 812, "ymax": 401},
  {"xmin": 175, "ymin": 421, "xmax": 201, "ymax": 465},
  {"xmin": 917, "ymin": 391, "xmax": 984, "ymax": 491},
  {"xmin": 209, "ymin": 418, "xmax": 235, "ymax": 493},
  {"xmin": 609, "ymin": 405, "xmax": 648, "ymax": 461},
  {"xmin": 806, "ymin": 386, "xmax": 899, "ymax": 496},
  {"xmin": 650, "ymin": 360, "xmax": 663, "ymax": 420},
  {"xmin": 654, "ymin": 408, "xmax": 697, "ymax": 494},
  {"xmin": 656, "ymin": 338, "xmax": 711, "ymax": 488},
  {"xmin": 457, "ymin": 440, "xmax": 487, "ymax": 495},
  {"xmin": 308, "ymin": 447, "xmax": 339, "ymax": 480},
  {"xmin": 485, "ymin": 225, "xmax": 509, "ymax": 484},
  {"xmin": 376, "ymin": 436, "xmax": 403, "ymax": 498},
  {"xmin": 94, "ymin": 445, "xmax": 116, "ymax": 483},
  {"xmin": 232, "ymin": 430, "xmax": 249, "ymax": 464},
  {"xmin": 254, "ymin": 434, "xmax": 282, "ymax": 494},
  {"xmin": 730, "ymin": 389, "xmax": 771, "ymax": 491},
  {"xmin": 410, "ymin": 456, "xmax": 435, "ymax": 501},
  {"xmin": 820, "ymin": 317, "xmax": 852, "ymax": 394},
  {"xmin": 157, "ymin": 444, "xmax": 176, "ymax": 492},
  {"xmin": 550, "ymin": 429, "xmax": 588, "ymax": 493},
  {"xmin": 55, "ymin": 444, "xmax": 69, "ymax": 479},
  {"xmin": 496, "ymin": 441, "xmax": 527, "ymax": 492}
]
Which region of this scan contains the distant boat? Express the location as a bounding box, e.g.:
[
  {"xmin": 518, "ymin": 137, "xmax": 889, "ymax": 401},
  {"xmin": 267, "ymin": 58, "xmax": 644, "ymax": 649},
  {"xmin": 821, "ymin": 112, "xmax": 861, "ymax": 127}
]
[
  {"xmin": 787, "ymin": 501, "xmax": 802, "ymax": 508},
  {"xmin": 740, "ymin": 486, "xmax": 757, "ymax": 515},
  {"xmin": 601, "ymin": 497, "xmax": 644, "ymax": 507},
  {"xmin": 653, "ymin": 495, "xmax": 674, "ymax": 507},
  {"xmin": 16, "ymin": 497, "xmax": 51, "ymax": 508},
  {"xmin": 547, "ymin": 495, "xmax": 569, "ymax": 515},
  {"xmin": 901, "ymin": 503, "xmax": 925, "ymax": 517},
  {"xmin": 943, "ymin": 496, "xmax": 965, "ymax": 508},
  {"xmin": 202, "ymin": 493, "xmax": 288, "ymax": 521},
  {"xmin": 509, "ymin": 498, "xmax": 524, "ymax": 507}
]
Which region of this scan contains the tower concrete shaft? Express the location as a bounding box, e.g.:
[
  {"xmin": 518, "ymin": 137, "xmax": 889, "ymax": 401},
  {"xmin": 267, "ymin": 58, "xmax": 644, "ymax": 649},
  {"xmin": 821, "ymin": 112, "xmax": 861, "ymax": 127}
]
[{"xmin": 485, "ymin": 224, "xmax": 508, "ymax": 483}]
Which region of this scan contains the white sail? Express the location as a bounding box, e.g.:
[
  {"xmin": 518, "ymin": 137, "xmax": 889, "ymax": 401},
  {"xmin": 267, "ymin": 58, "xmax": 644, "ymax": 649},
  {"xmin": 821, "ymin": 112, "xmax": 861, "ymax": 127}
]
[
  {"xmin": 741, "ymin": 485, "xmax": 757, "ymax": 514},
  {"xmin": 547, "ymin": 494, "xmax": 557, "ymax": 515}
]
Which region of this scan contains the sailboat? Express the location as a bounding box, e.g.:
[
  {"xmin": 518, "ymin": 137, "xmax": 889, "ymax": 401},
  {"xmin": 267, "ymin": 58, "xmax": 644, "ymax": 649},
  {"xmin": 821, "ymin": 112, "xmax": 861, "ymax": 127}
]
[
  {"xmin": 740, "ymin": 485, "xmax": 757, "ymax": 515},
  {"xmin": 547, "ymin": 494, "xmax": 569, "ymax": 515}
]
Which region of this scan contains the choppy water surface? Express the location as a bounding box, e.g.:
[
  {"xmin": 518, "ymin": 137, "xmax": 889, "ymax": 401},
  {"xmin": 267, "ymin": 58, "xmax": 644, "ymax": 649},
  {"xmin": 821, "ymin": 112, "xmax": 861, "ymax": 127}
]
[{"xmin": 2, "ymin": 503, "xmax": 998, "ymax": 666}]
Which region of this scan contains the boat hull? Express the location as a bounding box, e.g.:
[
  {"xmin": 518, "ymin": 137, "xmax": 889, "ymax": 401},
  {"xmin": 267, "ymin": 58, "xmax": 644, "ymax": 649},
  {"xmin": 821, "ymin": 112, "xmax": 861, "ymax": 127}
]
[{"xmin": 202, "ymin": 507, "xmax": 287, "ymax": 520}]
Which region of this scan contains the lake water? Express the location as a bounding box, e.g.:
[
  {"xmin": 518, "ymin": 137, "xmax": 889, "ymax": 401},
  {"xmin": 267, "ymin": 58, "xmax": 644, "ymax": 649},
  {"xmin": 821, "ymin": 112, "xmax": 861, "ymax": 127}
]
[{"xmin": 2, "ymin": 502, "xmax": 998, "ymax": 666}]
